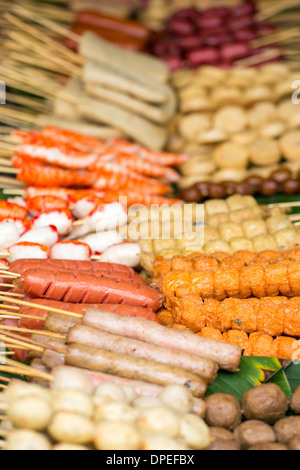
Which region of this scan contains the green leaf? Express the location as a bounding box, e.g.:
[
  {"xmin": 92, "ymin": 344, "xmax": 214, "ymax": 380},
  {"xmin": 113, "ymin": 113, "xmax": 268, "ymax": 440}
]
[
  {"xmin": 270, "ymin": 362, "xmax": 300, "ymax": 398},
  {"xmin": 206, "ymin": 356, "xmax": 283, "ymax": 402}
]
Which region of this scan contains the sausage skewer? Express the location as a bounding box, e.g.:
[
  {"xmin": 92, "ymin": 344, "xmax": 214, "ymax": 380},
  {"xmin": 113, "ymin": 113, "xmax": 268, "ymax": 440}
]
[{"xmin": 0, "ymin": 295, "xmax": 241, "ymax": 372}]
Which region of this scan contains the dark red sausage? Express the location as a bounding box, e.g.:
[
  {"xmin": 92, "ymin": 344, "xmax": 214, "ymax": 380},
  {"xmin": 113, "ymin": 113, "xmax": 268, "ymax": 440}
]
[
  {"xmin": 76, "ymin": 10, "xmax": 150, "ymax": 40},
  {"xmin": 10, "ymin": 258, "xmax": 142, "ymax": 278},
  {"xmin": 19, "ymin": 269, "xmax": 161, "ymax": 311}
]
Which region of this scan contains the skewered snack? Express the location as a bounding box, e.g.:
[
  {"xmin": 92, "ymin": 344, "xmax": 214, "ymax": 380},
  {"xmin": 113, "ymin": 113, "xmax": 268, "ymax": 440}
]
[
  {"xmin": 0, "ymin": 374, "xmax": 210, "ymax": 450},
  {"xmin": 169, "ymin": 295, "xmax": 300, "ymax": 337},
  {"xmin": 182, "ymin": 166, "xmax": 300, "ymax": 200},
  {"xmin": 170, "ymin": 64, "xmax": 300, "ymax": 193},
  {"xmin": 150, "ymin": 3, "xmax": 279, "ymax": 70}
]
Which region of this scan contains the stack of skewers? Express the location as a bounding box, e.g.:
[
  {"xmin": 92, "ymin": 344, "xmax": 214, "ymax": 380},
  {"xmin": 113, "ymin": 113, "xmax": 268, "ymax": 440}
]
[{"xmin": 153, "ymin": 247, "xmax": 300, "ymax": 360}]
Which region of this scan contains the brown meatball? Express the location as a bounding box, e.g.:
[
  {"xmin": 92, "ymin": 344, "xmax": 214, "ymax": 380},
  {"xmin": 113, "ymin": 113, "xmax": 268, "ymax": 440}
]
[
  {"xmin": 274, "ymin": 417, "xmax": 300, "ymax": 444},
  {"xmin": 205, "ymin": 393, "xmax": 241, "ymax": 430},
  {"xmin": 209, "ymin": 427, "xmax": 234, "ymax": 441},
  {"xmin": 205, "ymin": 439, "xmax": 240, "ymax": 451},
  {"xmin": 249, "ymin": 443, "xmax": 288, "ymax": 451},
  {"xmin": 288, "ymin": 437, "xmax": 300, "ymax": 450},
  {"xmin": 291, "ymin": 385, "xmax": 300, "ymax": 414},
  {"xmin": 241, "ymin": 384, "xmax": 289, "ymax": 424},
  {"xmin": 233, "ymin": 420, "xmax": 276, "ymax": 449}
]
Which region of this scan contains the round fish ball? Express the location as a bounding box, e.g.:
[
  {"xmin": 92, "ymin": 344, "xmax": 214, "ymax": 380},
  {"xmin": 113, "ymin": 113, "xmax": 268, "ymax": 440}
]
[
  {"xmin": 214, "ymin": 142, "xmax": 249, "ymax": 169},
  {"xmin": 3, "ymin": 380, "xmax": 51, "ymax": 405},
  {"xmin": 95, "ymin": 402, "xmax": 139, "ymax": 424},
  {"xmin": 8, "ymin": 396, "xmax": 52, "ymax": 431},
  {"xmin": 48, "ymin": 412, "xmax": 94, "ymax": 444},
  {"xmin": 94, "ymin": 383, "xmax": 129, "ymax": 404},
  {"xmin": 133, "ymin": 397, "xmax": 164, "ymax": 409},
  {"xmin": 137, "ymin": 407, "xmax": 179, "ymax": 437},
  {"xmin": 52, "ymin": 391, "xmax": 93, "ymax": 418},
  {"xmin": 141, "ymin": 434, "xmax": 189, "ymax": 451},
  {"xmin": 214, "ymin": 106, "xmax": 247, "ymax": 135},
  {"xmin": 51, "ymin": 368, "xmax": 94, "ymax": 395},
  {"xmin": 205, "ymin": 393, "xmax": 241, "ymax": 430},
  {"xmin": 159, "ymin": 385, "xmax": 194, "ymax": 414},
  {"xmin": 179, "ymin": 414, "xmax": 211, "ymax": 450},
  {"xmin": 249, "ymin": 139, "xmax": 281, "ymax": 166},
  {"xmin": 6, "ymin": 430, "xmax": 51, "ymax": 451},
  {"xmin": 94, "ymin": 422, "xmax": 141, "ymax": 450},
  {"xmin": 242, "ymin": 383, "xmax": 289, "ymax": 424}
]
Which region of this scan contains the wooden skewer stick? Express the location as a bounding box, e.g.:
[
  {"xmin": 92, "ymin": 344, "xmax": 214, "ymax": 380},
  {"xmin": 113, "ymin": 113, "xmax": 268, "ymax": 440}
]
[
  {"xmin": 0, "ymin": 292, "xmax": 24, "ymax": 298},
  {"xmin": 3, "ymin": 343, "xmax": 31, "ymax": 352},
  {"xmin": 0, "ymin": 177, "xmax": 24, "ymax": 188},
  {"xmin": 0, "ymin": 284, "xmax": 14, "ymax": 289},
  {"xmin": 0, "ymin": 305, "xmax": 19, "ymax": 312},
  {"xmin": 2, "ymin": 189, "xmax": 25, "ymax": 196},
  {"xmin": 0, "ymin": 377, "xmax": 10, "ymax": 384},
  {"xmin": 0, "ymin": 385, "xmax": 8, "ymax": 390},
  {"xmin": 6, "ymin": 30, "xmax": 81, "ymax": 76},
  {"xmin": 0, "ymin": 325, "xmax": 65, "ymax": 340},
  {"xmin": 12, "ymin": 4, "xmax": 80, "ymax": 42},
  {"xmin": 0, "ymin": 295, "xmax": 82, "ymax": 319},
  {"xmin": 0, "ymin": 365, "xmax": 52, "ymax": 380},
  {"xmin": 257, "ymin": 0, "xmax": 300, "ymax": 22},
  {"xmin": 235, "ymin": 48, "xmax": 282, "ymax": 68},
  {"xmin": 0, "ymin": 334, "xmax": 44, "ymax": 353},
  {"xmin": 4, "ymin": 12, "xmax": 82, "ymax": 65},
  {"xmin": 268, "ymin": 201, "xmax": 300, "ymax": 209},
  {"xmin": 7, "ymin": 358, "xmax": 54, "ymax": 381},
  {"xmin": 1, "ymin": 331, "xmax": 66, "ymax": 355},
  {"xmin": 0, "ymin": 271, "xmax": 20, "ymax": 278},
  {"xmin": 0, "ymin": 311, "xmax": 46, "ymax": 322}
]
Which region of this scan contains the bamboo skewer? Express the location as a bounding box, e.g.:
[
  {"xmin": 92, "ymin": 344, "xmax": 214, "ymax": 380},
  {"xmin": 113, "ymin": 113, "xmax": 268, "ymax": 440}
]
[
  {"xmin": 0, "ymin": 334, "xmax": 44, "ymax": 353},
  {"xmin": 2, "ymin": 331, "xmax": 67, "ymax": 355},
  {"xmin": 235, "ymin": 48, "xmax": 282, "ymax": 68},
  {"xmin": 0, "ymin": 325, "xmax": 65, "ymax": 340},
  {"xmin": 4, "ymin": 12, "xmax": 82, "ymax": 66},
  {"xmin": 0, "ymin": 311, "xmax": 46, "ymax": 322},
  {"xmin": 257, "ymin": 0, "xmax": 300, "ymax": 21},
  {"xmin": 0, "ymin": 295, "xmax": 82, "ymax": 319},
  {"xmin": 12, "ymin": 4, "xmax": 79, "ymax": 42}
]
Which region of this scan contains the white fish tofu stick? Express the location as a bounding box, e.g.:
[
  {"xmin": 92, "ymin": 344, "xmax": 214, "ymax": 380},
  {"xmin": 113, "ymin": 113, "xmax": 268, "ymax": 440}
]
[{"xmin": 19, "ymin": 226, "xmax": 59, "ymax": 247}]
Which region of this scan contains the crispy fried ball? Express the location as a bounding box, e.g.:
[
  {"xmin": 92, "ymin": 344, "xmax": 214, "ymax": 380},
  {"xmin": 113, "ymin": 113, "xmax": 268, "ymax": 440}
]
[
  {"xmin": 241, "ymin": 384, "xmax": 289, "ymax": 424},
  {"xmin": 274, "ymin": 417, "xmax": 300, "ymax": 444},
  {"xmin": 205, "ymin": 393, "xmax": 241, "ymax": 430},
  {"xmin": 233, "ymin": 420, "xmax": 276, "ymax": 449},
  {"xmin": 290, "ymin": 386, "xmax": 300, "ymax": 414}
]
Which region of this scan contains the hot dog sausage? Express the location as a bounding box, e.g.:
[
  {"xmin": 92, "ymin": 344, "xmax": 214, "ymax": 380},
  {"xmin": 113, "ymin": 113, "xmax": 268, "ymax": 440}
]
[
  {"xmin": 10, "ymin": 259, "xmax": 138, "ymax": 276},
  {"xmin": 18, "ymin": 269, "xmax": 161, "ymax": 310},
  {"xmin": 65, "ymin": 343, "xmax": 207, "ymax": 397},
  {"xmin": 76, "ymin": 11, "xmax": 150, "ymax": 40},
  {"xmin": 68, "ymin": 325, "xmax": 218, "ymax": 383},
  {"xmin": 12, "ymin": 260, "xmax": 146, "ymax": 285},
  {"xmin": 83, "ymin": 308, "xmax": 241, "ymax": 371}
]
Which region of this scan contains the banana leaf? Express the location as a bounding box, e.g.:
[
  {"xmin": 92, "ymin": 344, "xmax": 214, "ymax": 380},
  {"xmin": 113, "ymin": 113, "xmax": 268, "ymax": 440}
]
[
  {"xmin": 206, "ymin": 357, "xmax": 284, "ymax": 402},
  {"xmin": 269, "ymin": 361, "xmax": 300, "ymax": 399}
]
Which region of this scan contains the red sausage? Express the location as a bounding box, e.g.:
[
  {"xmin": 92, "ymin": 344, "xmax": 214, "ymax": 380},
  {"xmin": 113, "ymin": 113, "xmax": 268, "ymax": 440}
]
[
  {"xmin": 19, "ymin": 269, "xmax": 161, "ymax": 311},
  {"xmin": 76, "ymin": 10, "xmax": 150, "ymax": 40},
  {"xmin": 10, "ymin": 259, "xmax": 141, "ymax": 277}
]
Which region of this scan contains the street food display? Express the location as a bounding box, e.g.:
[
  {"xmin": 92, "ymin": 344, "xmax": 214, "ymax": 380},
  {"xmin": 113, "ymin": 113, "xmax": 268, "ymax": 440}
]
[{"xmin": 1, "ymin": 0, "xmax": 300, "ymax": 452}]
